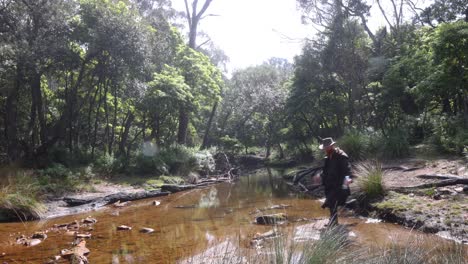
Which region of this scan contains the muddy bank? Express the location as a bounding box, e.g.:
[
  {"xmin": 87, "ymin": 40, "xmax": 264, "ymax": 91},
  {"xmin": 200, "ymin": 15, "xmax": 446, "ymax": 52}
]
[{"xmin": 286, "ymin": 157, "xmax": 468, "ymax": 244}]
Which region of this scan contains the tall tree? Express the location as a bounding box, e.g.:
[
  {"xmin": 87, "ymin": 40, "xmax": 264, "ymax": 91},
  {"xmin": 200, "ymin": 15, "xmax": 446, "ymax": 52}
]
[{"xmin": 179, "ymin": 0, "xmax": 215, "ymax": 145}]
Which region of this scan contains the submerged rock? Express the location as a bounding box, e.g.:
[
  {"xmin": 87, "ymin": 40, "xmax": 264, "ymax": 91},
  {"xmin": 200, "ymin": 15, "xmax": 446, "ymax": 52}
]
[
  {"xmin": 117, "ymin": 225, "xmax": 132, "ymax": 231},
  {"xmin": 139, "ymin": 227, "xmax": 154, "ymax": 234},
  {"xmin": 61, "ymin": 239, "xmax": 90, "ymax": 264},
  {"xmin": 255, "ymin": 213, "xmax": 287, "ymax": 225},
  {"xmin": 82, "ymin": 217, "xmax": 97, "ymax": 224}
]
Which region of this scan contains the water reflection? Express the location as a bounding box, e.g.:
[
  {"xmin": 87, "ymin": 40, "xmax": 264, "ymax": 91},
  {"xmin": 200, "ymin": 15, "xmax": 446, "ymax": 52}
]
[{"xmin": 198, "ymin": 187, "xmax": 220, "ymax": 208}]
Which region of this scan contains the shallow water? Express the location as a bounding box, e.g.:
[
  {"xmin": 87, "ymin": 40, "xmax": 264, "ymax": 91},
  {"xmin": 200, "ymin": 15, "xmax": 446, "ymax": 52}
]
[{"xmin": 0, "ymin": 168, "xmax": 465, "ymax": 263}]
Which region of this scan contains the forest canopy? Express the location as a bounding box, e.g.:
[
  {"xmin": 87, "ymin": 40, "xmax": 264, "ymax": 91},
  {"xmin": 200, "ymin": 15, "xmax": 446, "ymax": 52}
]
[{"xmin": 0, "ymin": 0, "xmax": 467, "ymax": 170}]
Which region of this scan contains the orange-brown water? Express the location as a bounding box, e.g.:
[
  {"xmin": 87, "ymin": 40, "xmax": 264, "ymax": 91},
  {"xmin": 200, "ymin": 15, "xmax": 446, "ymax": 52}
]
[{"xmin": 0, "ymin": 168, "xmax": 465, "ymax": 263}]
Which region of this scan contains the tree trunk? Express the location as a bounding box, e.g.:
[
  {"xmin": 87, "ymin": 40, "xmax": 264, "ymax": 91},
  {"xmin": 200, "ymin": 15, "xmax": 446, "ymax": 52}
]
[
  {"xmin": 277, "ymin": 143, "xmax": 284, "ymax": 159},
  {"xmin": 119, "ymin": 111, "xmax": 134, "ymax": 157},
  {"xmin": 5, "ymin": 75, "xmax": 20, "ymax": 163},
  {"xmin": 177, "ymin": 107, "xmax": 189, "ymax": 145},
  {"xmin": 109, "ymin": 85, "xmax": 118, "ymax": 154},
  {"xmin": 91, "ymin": 83, "xmax": 103, "ymax": 157},
  {"xmin": 201, "ymin": 101, "xmax": 217, "ymax": 149}
]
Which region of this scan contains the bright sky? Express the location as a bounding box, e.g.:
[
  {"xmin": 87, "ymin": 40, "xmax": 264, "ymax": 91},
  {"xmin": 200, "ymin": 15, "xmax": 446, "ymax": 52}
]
[{"xmin": 171, "ymin": 0, "xmax": 430, "ymax": 72}]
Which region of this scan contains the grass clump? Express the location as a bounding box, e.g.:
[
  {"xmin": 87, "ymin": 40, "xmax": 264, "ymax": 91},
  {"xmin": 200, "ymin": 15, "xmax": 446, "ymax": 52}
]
[
  {"xmin": 0, "ymin": 172, "xmax": 45, "ymax": 221},
  {"xmin": 355, "ymin": 161, "xmax": 386, "ymax": 200}
]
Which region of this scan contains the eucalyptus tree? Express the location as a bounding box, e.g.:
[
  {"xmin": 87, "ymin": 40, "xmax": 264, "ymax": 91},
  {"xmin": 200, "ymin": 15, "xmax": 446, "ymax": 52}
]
[
  {"xmin": 218, "ymin": 58, "xmax": 292, "ymax": 155},
  {"xmin": 0, "ymin": 0, "xmax": 76, "ymax": 163},
  {"xmin": 176, "ymin": 0, "xmax": 216, "ymax": 145}
]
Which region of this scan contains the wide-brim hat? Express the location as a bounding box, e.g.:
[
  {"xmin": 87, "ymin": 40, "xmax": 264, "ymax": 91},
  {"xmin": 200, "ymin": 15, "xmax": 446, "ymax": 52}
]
[{"xmin": 319, "ymin": 137, "xmax": 336, "ymax": 149}]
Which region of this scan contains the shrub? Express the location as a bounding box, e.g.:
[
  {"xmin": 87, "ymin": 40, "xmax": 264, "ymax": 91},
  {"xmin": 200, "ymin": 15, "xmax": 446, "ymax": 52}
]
[
  {"xmin": 194, "ymin": 149, "xmax": 216, "ymax": 174},
  {"xmin": 133, "ymin": 154, "xmax": 168, "ymax": 175},
  {"xmin": 381, "ymin": 129, "xmax": 410, "ymax": 159},
  {"xmin": 159, "ymin": 145, "xmax": 197, "ymax": 176},
  {"xmin": 339, "ymin": 131, "xmax": 368, "ymax": 161},
  {"xmin": 219, "ymin": 135, "xmax": 243, "ymax": 154},
  {"xmin": 37, "ymin": 163, "xmax": 81, "ymax": 194},
  {"xmin": 355, "ymin": 161, "xmax": 386, "ymax": 200},
  {"xmin": 94, "ymin": 152, "xmax": 116, "ymax": 174}
]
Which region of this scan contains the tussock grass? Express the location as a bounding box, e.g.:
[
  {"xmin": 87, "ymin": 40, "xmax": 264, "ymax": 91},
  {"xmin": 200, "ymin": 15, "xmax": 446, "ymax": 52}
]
[
  {"xmin": 0, "ymin": 172, "xmax": 45, "ymax": 221},
  {"xmin": 354, "ymin": 161, "xmax": 386, "ymax": 201}
]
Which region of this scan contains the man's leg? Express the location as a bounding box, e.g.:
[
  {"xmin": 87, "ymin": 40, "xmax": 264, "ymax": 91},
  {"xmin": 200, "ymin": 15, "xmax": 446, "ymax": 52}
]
[{"xmin": 328, "ymin": 201, "xmax": 338, "ymax": 226}]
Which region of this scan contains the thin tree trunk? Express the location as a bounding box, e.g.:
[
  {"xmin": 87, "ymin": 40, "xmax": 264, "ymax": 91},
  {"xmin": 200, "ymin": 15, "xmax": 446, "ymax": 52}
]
[
  {"xmin": 201, "ymin": 101, "xmax": 217, "ymax": 149},
  {"xmin": 91, "ymin": 83, "xmax": 103, "ymax": 157},
  {"xmin": 177, "ymin": 107, "xmax": 189, "ymax": 144},
  {"xmin": 119, "ymin": 111, "xmax": 134, "ymax": 157},
  {"xmin": 5, "ymin": 65, "xmax": 21, "ymax": 163}
]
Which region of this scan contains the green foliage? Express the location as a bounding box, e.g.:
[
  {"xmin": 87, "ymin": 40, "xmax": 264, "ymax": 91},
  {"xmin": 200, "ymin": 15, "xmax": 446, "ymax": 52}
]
[
  {"xmin": 381, "ymin": 129, "xmax": 411, "ymax": 159},
  {"xmin": 219, "ymin": 136, "xmax": 243, "ymax": 154},
  {"xmin": 339, "ymin": 131, "xmax": 368, "ymax": 161},
  {"xmin": 355, "ymin": 162, "xmax": 385, "ymax": 200},
  {"xmin": 37, "ymin": 163, "xmax": 78, "ymax": 194},
  {"xmin": 431, "ymin": 115, "xmax": 468, "ymax": 154},
  {"xmin": 133, "ymin": 154, "xmax": 169, "ymax": 176},
  {"xmin": 159, "ymin": 145, "xmax": 198, "ymax": 176}
]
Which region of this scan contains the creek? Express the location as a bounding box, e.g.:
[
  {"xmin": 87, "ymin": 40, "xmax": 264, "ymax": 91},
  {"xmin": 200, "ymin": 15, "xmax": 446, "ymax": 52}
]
[{"xmin": 0, "ymin": 168, "xmax": 464, "ymax": 263}]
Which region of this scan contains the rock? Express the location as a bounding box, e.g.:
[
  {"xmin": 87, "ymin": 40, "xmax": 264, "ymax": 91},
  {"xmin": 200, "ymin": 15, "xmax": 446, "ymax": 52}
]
[
  {"xmin": 82, "ymin": 217, "xmax": 97, "ymax": 224},
  {"xmin": 66, "ymin": 220, "xmax": 80, "ymax": 230},
  {"xmin": 65, "ymin": 231, "xmax": 77, "ymax": 237},
  {"xmin": 139, "ymin": 227, "xmax": 154, "ymax": 234},
  {"xmin": 250, "ymin": 229, "xmax": 280, "ymax": 248},
  {"xmin": 457, "ymin": 166, "xmax": 466, "ymax": 176},
  {"xmin": 31, "ymin": 232, "xmax": 47, "ymax": 240},
  {"xmin": 365, "ymin": 218, "xmax": 382, "ymax": 224},
  {"xmin": 454, "ymin": 187, "xmax": 464, "ymax": 193},
  {"xmin": 408, "ymin": 193, "xmax": 415, "ymax": 197},
  {"xmin": 61, "ymin": 240, "xmax": 90, "ymax": 264},
  {"xmin": 113, "ymin": 200, "xmax": 130, "ymax": 207},
  {"xmin": 75, "ymin": 233, "xmax": 92, "ymax": 239},
  {"xmin": 25, "ymin": 239, "xmax": 42, "ymax": 247},
  {"xmin": 117, "ymin": 225, "xmax": 132, "ymax": 231},
  {"xmin": 152, "ymin": 200, "xmax": 161, "ymax": 206},
  {"xmin": 255, "ymin": 213, "xmax": 287, "ymax": 225}
]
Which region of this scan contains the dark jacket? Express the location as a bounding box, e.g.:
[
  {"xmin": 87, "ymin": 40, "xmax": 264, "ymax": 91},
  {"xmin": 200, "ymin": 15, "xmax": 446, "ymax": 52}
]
[{"xmin": 321, "ymin": 147, "xmax": 351, "ymax": 207}]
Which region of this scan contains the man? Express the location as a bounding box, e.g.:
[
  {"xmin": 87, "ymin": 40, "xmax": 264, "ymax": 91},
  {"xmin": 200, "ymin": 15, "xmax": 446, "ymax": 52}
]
[{"xmin": 319, "ymin": 137, "xmax": 352, "ymax": 226}]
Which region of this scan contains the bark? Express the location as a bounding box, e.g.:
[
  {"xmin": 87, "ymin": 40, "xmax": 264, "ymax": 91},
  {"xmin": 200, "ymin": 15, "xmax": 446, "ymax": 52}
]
[
  {"xmin": 91, "ymin": 83, "xmax": 103, "ymax": 157},
  {"xmin": 109, "ymin": 85, "xmax": 118, "ymax": 153},
  {"xmin": 177, "ymin": 107, "xmax": 189, "ymax": 144},
  {"xmin": 277, "ymin": 143, "xmax": 284, "ymax": 159},
  {"xmin": 118, "ymin": 111, "xmax": 134, "ymax": 157},
  {"xmin": 5, "ymin": 77, "xmax": 20, "ymax": 162},
  {"xmin": 31, "ymin": 72, "xmax": 46, "ymax": 144},
  {"xmin": 416, "ymin": 174, "xmax": 463, "ymax": 180},
  {"xmin": 201, "ymin": 101, "xmax": 217, "ymax": 149}
]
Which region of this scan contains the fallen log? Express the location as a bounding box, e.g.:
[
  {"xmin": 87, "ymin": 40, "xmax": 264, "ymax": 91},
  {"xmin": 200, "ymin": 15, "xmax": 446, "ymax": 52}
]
[
  {"xmin": 383, "ymin": 166, "xmax": 424, "ymax": 172},
  {"xmin": 293, "ymin": 167, "xmax": 322, "ymax": 185},
  {"xmin": 161, "ymin": 184, "xmax": 196, "ymax": 193},
  {"xmin": 416, "ymin": 174, "xmax": 463, "ymax": 180},
  {"xmin": 389, "ymin": 179, "xmax": 468, "ymax": 192},
  {"xmin": 45, "ymin": 190, "xmax": 170, "ymax": 219},
  {"xmin": 63, "ymin": 190, "xmax": 170, "ymax": 208}
]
